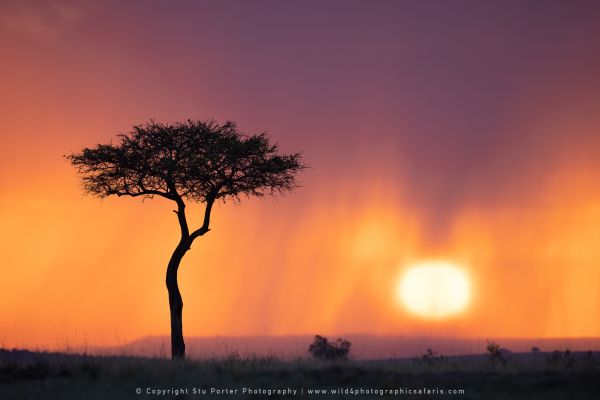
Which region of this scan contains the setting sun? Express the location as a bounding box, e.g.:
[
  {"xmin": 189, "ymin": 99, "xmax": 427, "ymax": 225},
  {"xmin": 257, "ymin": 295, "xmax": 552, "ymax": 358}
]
[{"xmin": 398, "ymin": 261, "xmax": 471, "ymax": 319}]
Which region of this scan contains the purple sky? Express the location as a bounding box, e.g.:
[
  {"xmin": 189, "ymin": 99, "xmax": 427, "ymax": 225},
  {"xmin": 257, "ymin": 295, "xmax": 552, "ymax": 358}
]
[{"xmin": 3, "ymin": 0, "xmax": 600, "ymax": 240}]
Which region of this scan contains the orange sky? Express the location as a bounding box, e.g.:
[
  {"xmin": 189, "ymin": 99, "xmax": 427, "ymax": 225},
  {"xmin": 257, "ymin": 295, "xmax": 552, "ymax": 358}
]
[{"xmin": 1, "ymin": 1, "xmax": 600, "ymax": 349}]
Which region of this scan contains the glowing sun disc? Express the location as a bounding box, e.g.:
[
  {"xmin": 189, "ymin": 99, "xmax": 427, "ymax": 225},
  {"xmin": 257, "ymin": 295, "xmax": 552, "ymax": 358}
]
[{"xmin": 398, "ymin": 261, "xmax": 470, "ymax": 319}]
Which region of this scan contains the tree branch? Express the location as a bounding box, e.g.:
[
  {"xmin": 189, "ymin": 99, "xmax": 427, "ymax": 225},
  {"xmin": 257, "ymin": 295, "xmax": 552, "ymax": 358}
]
[
  {"xmin": 189, "ymin": 195, "xmax": 215, "ymax": 241},
  {"xmin": 174, "ymin": 197, "xmax": 189, "ymax": 239},
  {"xmin": 116, "ymin": 188, "xmax": 174, "ymax": 200}
]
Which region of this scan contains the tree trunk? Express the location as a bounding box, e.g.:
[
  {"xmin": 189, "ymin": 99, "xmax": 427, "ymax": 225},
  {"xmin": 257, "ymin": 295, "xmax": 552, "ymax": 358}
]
[{"xmin": 166, "ymin": 242, "xmax": 188, "ymax": 359}]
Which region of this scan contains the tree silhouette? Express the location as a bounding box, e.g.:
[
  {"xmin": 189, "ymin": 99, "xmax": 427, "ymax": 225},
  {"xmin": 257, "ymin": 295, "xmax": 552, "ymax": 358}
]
[{"xmin": 67, "ymin": 120, "xmax": 304, "ymax": 359}]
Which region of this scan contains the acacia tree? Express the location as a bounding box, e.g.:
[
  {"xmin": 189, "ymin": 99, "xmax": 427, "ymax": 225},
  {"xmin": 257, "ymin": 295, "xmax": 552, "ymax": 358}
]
[{"xmin": 67, "ymin": 120, "xmax": 304, "ymax": 359}]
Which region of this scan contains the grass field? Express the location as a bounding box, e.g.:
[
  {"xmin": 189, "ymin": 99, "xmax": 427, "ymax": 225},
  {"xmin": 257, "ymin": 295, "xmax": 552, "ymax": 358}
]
[{"xmin": 1, "ymin": 348, "xmax": 599, "ymax": 399}]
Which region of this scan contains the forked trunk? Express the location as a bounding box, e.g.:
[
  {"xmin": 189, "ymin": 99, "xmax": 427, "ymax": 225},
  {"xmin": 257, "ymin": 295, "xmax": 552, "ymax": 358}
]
[{"xmin": 166, "ymin": 242, "xmax": 188, "ymax": 359}]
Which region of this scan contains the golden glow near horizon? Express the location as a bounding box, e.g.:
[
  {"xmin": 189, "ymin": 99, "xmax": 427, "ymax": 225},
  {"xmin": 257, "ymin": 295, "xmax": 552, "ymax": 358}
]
[{"xmin": 398, "ymin": 261, "xmax": 470, "ymax": 319}]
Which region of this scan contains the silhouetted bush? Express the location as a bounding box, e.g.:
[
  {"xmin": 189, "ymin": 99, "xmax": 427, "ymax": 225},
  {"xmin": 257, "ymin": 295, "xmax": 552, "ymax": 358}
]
[
  {"xmin": 547, "ymin": 350, "xmax": 575, "ymax": 368},
  {"xmin": 486, "ymin": 340, "xmax": 507, "ymax": 365},
  {"xmin": 308, "ymin": 335, "xmax": 351, "ymax": 361},
  {"xmin": 413, "ymin": 348, "xmax": 446, "ymax": 366}
]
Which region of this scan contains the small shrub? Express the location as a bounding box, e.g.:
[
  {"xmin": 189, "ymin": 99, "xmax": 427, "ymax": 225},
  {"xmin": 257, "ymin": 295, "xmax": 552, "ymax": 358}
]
[
  {"xmin": 486, "ymin": 340, "xmax": 507, "ymax": 365},
  {"xmin": 308, "ymin": 335, "xmax": 351, "ymax": 361},
  {"xmin": 547, "ymin": 349, "xmax": 575, "ymax": 368},
  {"xmin": 413, "ymin": 348, "xmax": 446, "ymax": 366},
  {"xmin": 582, "ymin": 350, "xmax": 596, "ymax": 367}
]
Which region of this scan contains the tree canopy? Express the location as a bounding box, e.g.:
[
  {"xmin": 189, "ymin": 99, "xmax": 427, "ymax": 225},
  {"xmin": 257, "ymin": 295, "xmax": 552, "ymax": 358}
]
[{"xmin": 67, "ymin": 120, "xmax": 304, "ymax": 204}]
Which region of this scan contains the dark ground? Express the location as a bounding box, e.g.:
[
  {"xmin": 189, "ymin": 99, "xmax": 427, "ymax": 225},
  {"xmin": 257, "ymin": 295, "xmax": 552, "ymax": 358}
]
[{"xmin": 1, "ymin": 348, "xmax": 599, "ymax": 399}]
